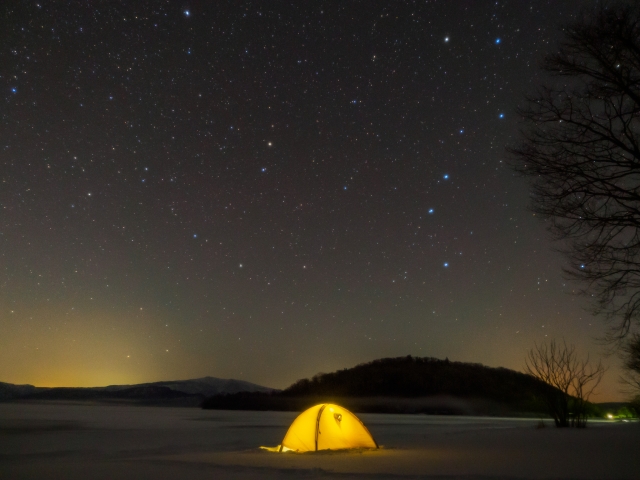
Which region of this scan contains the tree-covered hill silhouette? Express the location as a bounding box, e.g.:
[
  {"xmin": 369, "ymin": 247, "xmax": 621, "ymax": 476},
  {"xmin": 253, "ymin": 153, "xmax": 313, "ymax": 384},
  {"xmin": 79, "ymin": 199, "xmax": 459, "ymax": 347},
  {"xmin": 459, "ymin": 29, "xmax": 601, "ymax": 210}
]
[{"xmin": 202, "ymin": 356, "xmax": 559, "ymax": 415}]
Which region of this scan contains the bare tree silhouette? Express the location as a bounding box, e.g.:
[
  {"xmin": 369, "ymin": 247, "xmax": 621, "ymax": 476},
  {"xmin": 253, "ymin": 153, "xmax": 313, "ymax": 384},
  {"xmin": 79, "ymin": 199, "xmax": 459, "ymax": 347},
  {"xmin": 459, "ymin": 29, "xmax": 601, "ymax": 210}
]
[
  {"xmin": 622, "ymin": 334, "xmax": 640, "ymax": 393},
  {"xmin": 525, "ymin": 339, "xmax": 605, "ymax": 427},
  {"xmin": 509, "ymin": 4, "xmax": 640, "ymax": 387}
]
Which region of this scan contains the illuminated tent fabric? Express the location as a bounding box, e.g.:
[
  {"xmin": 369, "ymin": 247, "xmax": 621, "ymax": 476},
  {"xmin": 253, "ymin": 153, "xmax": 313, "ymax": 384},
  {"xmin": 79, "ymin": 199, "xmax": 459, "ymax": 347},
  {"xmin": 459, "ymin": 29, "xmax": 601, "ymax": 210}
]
[{"xmin": 267, "ymin": 403, "xmax": 378, "ymax": 452}]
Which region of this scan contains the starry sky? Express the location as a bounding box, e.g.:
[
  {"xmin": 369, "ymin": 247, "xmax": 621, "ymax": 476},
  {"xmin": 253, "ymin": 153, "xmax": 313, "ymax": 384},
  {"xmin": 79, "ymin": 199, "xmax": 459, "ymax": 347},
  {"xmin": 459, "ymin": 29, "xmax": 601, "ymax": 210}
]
[{"xmin": 1, "ymin": 1, "xmax": 623, "ymax": 400}]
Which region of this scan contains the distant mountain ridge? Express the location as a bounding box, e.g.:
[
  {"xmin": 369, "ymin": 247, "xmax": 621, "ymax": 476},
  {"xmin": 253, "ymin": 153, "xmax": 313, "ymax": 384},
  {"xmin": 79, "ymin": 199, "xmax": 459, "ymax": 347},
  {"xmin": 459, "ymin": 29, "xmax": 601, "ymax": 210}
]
[
  {"xmin": 98, "ymin": 376, "xmax": 274, "ymax": 397},
  {"xmin": 0, "ymin": 376, "xmax": 275, "ymax": 406},
  {"xmin": 0, "ymin": 382, "xmax": 40, "ymax": 400}
]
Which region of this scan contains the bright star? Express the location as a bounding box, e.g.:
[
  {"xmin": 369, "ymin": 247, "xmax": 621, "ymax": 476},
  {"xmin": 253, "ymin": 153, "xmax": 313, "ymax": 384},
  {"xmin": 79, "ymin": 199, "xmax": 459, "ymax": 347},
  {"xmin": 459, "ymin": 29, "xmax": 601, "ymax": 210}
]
[
  {"xmin": 343, "ymin": 186, "xmax": 348, "ymax": 190},
  {"xmin": 444, "ymin": 262, "xmax": 449, "ymax": 268},
  {"xmin": 193, "ymin": 234, "xmax": 197, "ymax": 238},
  {"xmin": 444, "ymin": 37, "xmax": 450, "ymax": 42},
  {"xmin": 459, "ymin": 129, "xmax": 464, "ymax": 134},
  {"xmin": 239, "ymin": 263, "xmax": 243, "ymax": 268},
  {"xmin": 428, "ymin": 208, "xmax": 434, "ymax": 214},
  {"xmin": 184, "ymin": 10, "xmax": 190, "ymax": 17},
  {"xmin": 261, "ymin": 167, "xmax": 266, "ymax": 172},
  {"xmin": 495, "ymin": 38, "xmax": 501, "ymax": 44},
  {"xmin": 499, "ymin": 113, "xmax": 505, "ymax": 118},
  {"xmin": 443, "ymin": 174, "xmax": 449, "ymax": 180},
  {"xmin": 267, "ymin": 142, "xmax": 272, "ymax": 146},
  {"xmin": 11, "ymin": 87, "xmax": 17, "ymax": 93}
]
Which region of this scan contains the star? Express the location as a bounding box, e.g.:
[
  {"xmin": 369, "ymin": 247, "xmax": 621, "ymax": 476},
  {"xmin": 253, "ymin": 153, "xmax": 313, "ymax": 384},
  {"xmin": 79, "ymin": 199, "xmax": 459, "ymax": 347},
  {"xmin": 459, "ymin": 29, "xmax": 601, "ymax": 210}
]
[
  {"xmin": 443, "ymin": 262, "xmax": 449, "ymax": 268},
  {"xmin": 444, "ymin": 36, "xmax": 450, "ymax": 43},
  {"xmin": 184, "ymin": 10, "xmax": 190, "ymax": 17},
  {"xmin": 443, "ymin": 174, "xmax": 449, "ymax": 180},
  {"xmin": 495, "ymin": 38, "xmax": 501, "ymax": 44},
  {"xmin": 428, "ymin": 208, "xmax": 434, "ymax": 214}
]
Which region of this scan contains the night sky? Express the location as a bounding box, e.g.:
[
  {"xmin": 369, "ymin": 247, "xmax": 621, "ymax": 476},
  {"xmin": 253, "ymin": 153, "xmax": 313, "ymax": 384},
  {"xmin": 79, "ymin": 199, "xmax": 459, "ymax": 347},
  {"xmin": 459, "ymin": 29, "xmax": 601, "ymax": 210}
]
[{"xmin": 1, "ymin": 1, "xmax": 622, "ymax": 400}]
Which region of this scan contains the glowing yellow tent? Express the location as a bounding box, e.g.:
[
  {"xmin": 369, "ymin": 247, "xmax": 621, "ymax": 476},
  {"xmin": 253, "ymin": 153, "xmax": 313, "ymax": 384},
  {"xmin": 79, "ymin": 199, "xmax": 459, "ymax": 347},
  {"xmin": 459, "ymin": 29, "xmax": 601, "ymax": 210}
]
[{"xmin": 265, "ymin": 403, "xmax": 378, "ymax": 452}]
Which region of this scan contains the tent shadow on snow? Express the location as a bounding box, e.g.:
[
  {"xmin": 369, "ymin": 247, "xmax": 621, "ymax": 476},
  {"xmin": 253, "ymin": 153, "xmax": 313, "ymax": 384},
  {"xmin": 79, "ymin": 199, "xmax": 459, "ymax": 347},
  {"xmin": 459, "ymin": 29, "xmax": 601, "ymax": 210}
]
[{"xmin": 261, "ymin": 403, "xmax": 379, "ymax": 453}]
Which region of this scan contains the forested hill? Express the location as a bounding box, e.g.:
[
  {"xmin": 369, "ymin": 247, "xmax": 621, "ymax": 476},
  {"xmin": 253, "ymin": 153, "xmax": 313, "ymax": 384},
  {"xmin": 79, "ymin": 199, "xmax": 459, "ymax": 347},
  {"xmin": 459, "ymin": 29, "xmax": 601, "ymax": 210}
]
[
  {"xmin": 283, "ymin": 356, "xmax": 548, "ymax": 401},
  {"xmin": 202, "ymin": 356, "xmax": 557, "ymax": 414}
]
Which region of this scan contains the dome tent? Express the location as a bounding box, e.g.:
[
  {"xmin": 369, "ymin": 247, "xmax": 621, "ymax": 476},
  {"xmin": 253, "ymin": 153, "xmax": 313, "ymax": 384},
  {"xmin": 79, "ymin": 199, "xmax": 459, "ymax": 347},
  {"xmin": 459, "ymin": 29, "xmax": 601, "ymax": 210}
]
[{"xmin": 264, "ymin": 403, "xmax": 378, "ymax": 452}]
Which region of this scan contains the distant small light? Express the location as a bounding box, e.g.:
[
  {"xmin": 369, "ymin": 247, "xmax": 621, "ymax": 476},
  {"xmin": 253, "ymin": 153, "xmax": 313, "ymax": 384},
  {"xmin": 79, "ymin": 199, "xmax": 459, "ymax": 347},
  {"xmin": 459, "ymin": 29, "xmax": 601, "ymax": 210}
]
[
  {"xmin": 351, "ymin": 100, "xmax": 357, "ymax": 104},
  {"xmin": 459, "ymin": 129, "xmax": 464, "ymax": 134},
  {"xmin": 343, "ymin": 186, "xmax": 348, "ymax": 190},
  {"xmin": 141, "ymin": 179, "xmax": 146, "ymax": 182},
  {"xmin": 261, "ymin": 167, "xmax": 266, "ymax": 172},
  {"xmin": 443, "ymin": 174, "xmax": 449, "ymax": 180},
  {"xmin": 267, "ymin": 142, "xmax": 272, "ymax": 146},
  {"xmin": 444, "ymin": 36, "xmax": 450, "ymax": 43},
  {"xmin": 495, "ymin": 38, "xmax": 501, "ymax": 44},
  {"xmin": 428, "ymin": 208, "xmax": 434, "ymax": 214},
  {"xmin": 87, "ymin": 192, "xmax": 92, "ymax": 196},
  {"xmin": 11, "ymin": 87, "xmax": 17, "ymax": 93},
  {"xmin": 193, "ymin": 234, "xmax": 197, "ymax": 238},
  {"xmin": 184, "ymin": 10, "xmax": 190, "ymax": 17},
  {"xmin": 239, "ymin": 263, "xmax": 243, "ymax": 268},
  {"xmin": 580, "ymin": 264, "xmax": 585, "ymax": 269},
  {"xmin": 499, "ymin": 113, "xmax": 505, "ymax": 119},
  {"xmin": 443, "ymin": 262, "xmax": 449, "ymax": 268}
]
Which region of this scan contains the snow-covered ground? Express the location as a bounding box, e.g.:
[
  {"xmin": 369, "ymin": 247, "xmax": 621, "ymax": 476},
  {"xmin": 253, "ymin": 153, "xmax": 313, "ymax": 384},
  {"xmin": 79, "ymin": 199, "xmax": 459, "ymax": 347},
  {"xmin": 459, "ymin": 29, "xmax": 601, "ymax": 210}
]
[{"xmin": 0, "ymin": 403, "xmax": 637, "ymax": 479}]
